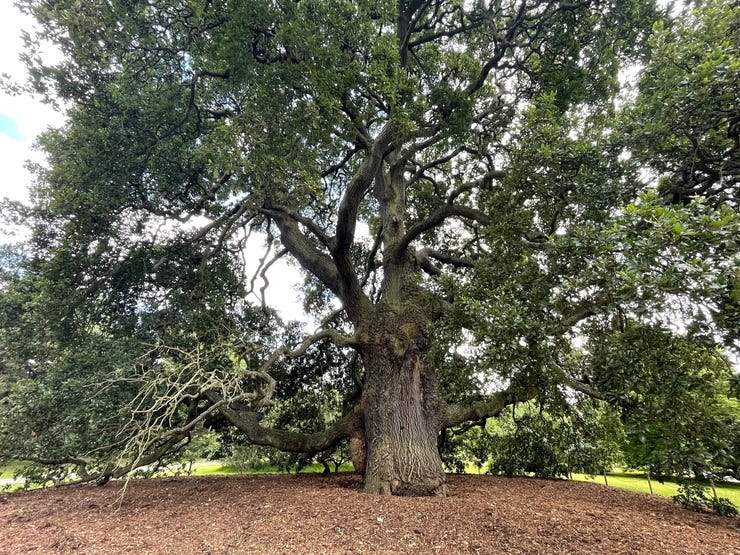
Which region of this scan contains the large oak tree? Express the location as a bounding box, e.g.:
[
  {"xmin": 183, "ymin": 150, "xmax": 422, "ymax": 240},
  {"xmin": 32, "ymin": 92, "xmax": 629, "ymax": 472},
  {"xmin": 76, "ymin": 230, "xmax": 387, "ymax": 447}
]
[{"xmin": 1, "ymin": 0, "xmax": 737, "ymax": 495}]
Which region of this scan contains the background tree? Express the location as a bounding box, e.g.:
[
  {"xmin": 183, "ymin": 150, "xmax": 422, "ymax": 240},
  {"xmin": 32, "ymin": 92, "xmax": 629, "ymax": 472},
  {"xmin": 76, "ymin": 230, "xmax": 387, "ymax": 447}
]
[
  {"xmin": 587, "ymin": 323, "xmax": 736, "ymax": 478},
  {"xmin": 1, "ymin": 0, "xmax": 737, "ymax": 496},
  {"xmin": 479, "ymin": 398, "xmax": 624, "ymax": 479}
]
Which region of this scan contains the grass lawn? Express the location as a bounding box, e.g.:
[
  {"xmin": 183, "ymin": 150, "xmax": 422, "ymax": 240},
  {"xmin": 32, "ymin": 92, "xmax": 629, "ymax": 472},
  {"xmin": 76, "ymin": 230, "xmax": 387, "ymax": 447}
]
[
  {"xmin": 5, "ymin": 459, "xmax": 740, "ymax": 510},
  {"xmin": 572, "ymin": 470, "xmax": 740, "ymax": 507},
  {"xmin": 180, "ymin": 460, "xmax": 355, "ymax": 477},
  {"xmin": 0, "ymin": 461, "xmax": 23, "ymax": 480}
]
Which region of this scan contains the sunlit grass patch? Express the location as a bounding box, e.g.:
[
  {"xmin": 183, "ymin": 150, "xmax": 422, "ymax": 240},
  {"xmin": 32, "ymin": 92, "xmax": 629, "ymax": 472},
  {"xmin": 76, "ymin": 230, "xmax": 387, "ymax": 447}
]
[{"xmin": 572, "ymin": 471, "xmax": 740, "ymax": 506}]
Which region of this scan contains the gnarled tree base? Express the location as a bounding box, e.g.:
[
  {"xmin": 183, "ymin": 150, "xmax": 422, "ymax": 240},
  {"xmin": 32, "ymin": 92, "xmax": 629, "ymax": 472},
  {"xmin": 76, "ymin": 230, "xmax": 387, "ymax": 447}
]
[{"xmin": 364, "ymin": 474, "xmax": 448, "ymax": 496}]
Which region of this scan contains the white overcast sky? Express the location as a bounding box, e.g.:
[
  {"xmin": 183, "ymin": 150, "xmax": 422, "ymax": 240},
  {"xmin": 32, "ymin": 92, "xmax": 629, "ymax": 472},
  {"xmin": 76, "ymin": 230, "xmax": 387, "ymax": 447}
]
[{"xmin": 0, "ymin": 3, "xmax": 64, "ymax": 206}]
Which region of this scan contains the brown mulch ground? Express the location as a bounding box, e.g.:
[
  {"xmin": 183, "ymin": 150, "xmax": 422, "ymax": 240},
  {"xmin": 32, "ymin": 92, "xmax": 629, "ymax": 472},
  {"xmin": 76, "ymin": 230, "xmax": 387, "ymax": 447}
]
[{"xmin": 1, "ymin": 473, "xmax": 738, "ymax": 554}]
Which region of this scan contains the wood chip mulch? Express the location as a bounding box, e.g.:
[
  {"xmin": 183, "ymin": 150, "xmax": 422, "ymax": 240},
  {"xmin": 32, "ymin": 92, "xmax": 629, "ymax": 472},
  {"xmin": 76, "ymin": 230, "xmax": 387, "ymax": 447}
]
[{"xmin": 1, "ymin": 473, "xmax": 738, "ymax": 554}]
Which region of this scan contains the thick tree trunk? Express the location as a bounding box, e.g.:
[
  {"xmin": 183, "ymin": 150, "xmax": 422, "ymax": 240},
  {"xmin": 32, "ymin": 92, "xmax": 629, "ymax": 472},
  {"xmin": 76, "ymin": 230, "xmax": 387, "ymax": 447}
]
[{"xmin": 359, "ymin": 336, "xmax": 447, "ymax": 496}]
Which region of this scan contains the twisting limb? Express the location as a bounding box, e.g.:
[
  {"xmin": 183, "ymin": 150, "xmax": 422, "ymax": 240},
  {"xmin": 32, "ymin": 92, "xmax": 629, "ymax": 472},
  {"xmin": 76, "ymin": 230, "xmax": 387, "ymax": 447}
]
[
  {"xmin": 208, "ymin": 392, "xmax": 363, "ymax": 454},
  {"xmin": 332, "ymin": 124, "xmax": 395, "ymax": 301},
  {"xmin": 83, "ymin": 322, "xmax": 359, "ymax": 485},
  {"xmin": 415, "ymin": 247, "xmax": 476, "ymax": 276},
  {"xmin": 247, "ymin": 232, "xmax": 275, "ymax": 297},
  {"xmin": 261, "ymin": 204, "xmax": 334, "ymax": 251},
  {"xmin": 203, "ymin": 328, "xmax": 361, "ymax": 454},
  {"xmin": 394, "ymin": 203, "xmax": 492, "ymax": 258},
  {"xmin": 150, "ymin": 199, "xmax": 254, "ymax": 271},
  {"xmin": 391, "ymin": 167, "xmax": 503, "ymax": 261},
  {"xmin": 257, "ymin": 248, "xmax": 288, "ymax": 314},
  {"xmin": 360, "ymin": 223, "xmax": 383, "ymax": 288},
  {"xmin": 200, "ymin": 203, "xmax": 255, "ymax": 269},
  {"xmin": 321, "ymin": 144, "xmax": 364, "ymax": 178},
  {"xmin": 406, "ymin": 146, "xmax": 466, "ymax": 187},
  {"xmin": 106, "ymin": 340, "xmax": 278, "ymax": 473},
  {"xmin": 263, "ymin": 208, "xmax": 343, "ymax": 298},
  {"xmin": 261, "ymin": 328, "xmax": 359, "ymax": 372},
  {"xmin": 447, "ymin": 169, "xmax": 505, "ymax": 203}
]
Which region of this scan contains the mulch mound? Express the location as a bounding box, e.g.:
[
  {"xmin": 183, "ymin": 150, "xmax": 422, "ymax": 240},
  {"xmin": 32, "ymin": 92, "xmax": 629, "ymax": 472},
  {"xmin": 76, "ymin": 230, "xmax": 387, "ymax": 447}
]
[{"xmin": 1, "ymin": 473, "xmax": 738, "ymax": 554}]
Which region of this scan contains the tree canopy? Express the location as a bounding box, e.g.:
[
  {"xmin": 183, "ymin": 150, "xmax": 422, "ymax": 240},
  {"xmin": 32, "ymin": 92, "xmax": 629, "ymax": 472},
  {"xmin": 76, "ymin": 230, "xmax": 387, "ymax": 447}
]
[{"xmin": 0, "ymin": 0, "xmax": 738, "ymax": 495}]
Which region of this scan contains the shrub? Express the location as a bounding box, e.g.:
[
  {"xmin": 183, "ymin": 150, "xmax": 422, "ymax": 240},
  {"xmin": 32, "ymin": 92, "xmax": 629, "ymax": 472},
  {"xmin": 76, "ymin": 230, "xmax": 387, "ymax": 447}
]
[
  {"xmin": 673, "ymin": 481, "xmax": 738, "ymax": 517},
  {"xmin": 673, "ymin": 482, "xmax": 711, "ymax": 513},
  {"xmin": 711, "ymin": 496, "xmax": 739, "ymax": 517}
]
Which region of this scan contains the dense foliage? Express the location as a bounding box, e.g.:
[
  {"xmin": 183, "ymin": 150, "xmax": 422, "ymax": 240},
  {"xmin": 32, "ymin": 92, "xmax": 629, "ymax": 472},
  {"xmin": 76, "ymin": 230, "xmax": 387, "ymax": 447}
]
[{"xmin": 0, "ymin": 0, "xmax": 738, "ymax": 494}]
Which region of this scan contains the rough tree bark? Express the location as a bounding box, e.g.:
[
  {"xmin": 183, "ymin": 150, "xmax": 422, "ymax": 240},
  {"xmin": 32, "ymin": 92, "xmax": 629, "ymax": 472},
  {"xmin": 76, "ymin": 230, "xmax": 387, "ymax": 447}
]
[{"xmin": 356, "ymin": 303, "xmax": 447, "ymax": 496}]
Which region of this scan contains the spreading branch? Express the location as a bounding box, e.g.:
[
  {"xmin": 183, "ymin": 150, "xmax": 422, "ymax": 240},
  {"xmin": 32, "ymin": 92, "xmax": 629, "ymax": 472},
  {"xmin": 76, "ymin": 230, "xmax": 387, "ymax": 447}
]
[
  {"xmin": 395, "ymin": 203, "xmax": 492, "ymax": 258},
  {"xmin": 443, "ymin": 384, "xmax": 538, "ymax": 428},
  {"xmin": 209, "ymin": 392, "xmax": 363, "ymax": 454},
  {"xmin": 262, "ymin": 208, "xmax": 343, "ymax": 299}
]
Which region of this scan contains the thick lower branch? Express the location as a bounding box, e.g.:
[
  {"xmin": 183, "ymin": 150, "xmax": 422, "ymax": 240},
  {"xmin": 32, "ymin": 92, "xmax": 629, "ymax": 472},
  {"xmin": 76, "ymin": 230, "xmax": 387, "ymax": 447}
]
[
  {"xmin": 444, "ymin": 368, "xmax": 608, "ymax": 429},
  {"xmin": 209, "ymin": 392, "xmax": 362, "ymax": 454},
  {"xmin": 442, "ymin": 385, "xmax": 538, "ymax": 428},
  {"xmin": 415, "ymin": 247, "xmax": 475, "ymax": 276}
]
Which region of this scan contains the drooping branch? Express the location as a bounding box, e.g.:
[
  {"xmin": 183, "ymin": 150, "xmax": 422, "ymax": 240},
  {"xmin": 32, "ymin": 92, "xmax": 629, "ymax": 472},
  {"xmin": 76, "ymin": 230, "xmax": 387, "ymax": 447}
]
[
  {"xmin": 81, "ymin": 432, "xmax": 190, "ymax": 486},
  {"xmin": 256, "ymin": 248, "xmax": 288, "ymax": 315},
  {"xmin": 196, "ymin": 325, "xmax": 361, "ymax": 453},
  {"xmin": 92, "ymin": 326, "xmax": 359, "ymax": 483},
  {"xmin": 260, "ymin": 328, "xmax": 359, "ymax": 374},
  {"xmin": 550, "ymin": 362, "xmax": 608, "ymax": 401},
  {"xmin": 200, "ymin": 203, "xmax": 255, "ymax": 268},
  {"xmin": 245, "ymin": 232, "xmax": 284, "ymax": 312},
  {"xmin": 442, "ymin": 343, "xmax": 608, "ymax": 429}
]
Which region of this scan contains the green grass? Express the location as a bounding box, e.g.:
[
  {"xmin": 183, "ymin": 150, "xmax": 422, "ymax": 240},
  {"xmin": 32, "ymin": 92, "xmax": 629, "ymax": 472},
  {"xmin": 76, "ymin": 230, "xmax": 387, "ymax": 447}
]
[
  {"xmin": 182, "ymin": 461, "xmax": 241, "ymax": 476},
  {"xmin": 166, "ymin": 460, "xmax": 355, "ymax": 477},
  {"xmin": 0, "ymin": 461, "xmax": 23, "ymax": 480},
  {"xmin": 5, "ymin": 458, "xmax": 739, "ymax": 510},
  {"xmin": 190, "ymin": 462, "xmax": 740, "ymax": 507},
  {"xmin": 572, "ymin": 470, "xmax": 740, "ymax": 507}
]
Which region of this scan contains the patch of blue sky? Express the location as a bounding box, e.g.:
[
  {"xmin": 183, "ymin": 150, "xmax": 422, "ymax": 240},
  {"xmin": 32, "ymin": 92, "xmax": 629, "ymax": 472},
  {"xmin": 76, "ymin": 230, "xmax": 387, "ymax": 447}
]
[{"xmin": 0, "ymin": 113, "xmax": 24, "ymax": 141}]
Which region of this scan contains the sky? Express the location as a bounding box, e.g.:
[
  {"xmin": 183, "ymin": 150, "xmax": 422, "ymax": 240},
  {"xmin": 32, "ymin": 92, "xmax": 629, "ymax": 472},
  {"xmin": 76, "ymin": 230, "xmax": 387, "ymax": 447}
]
[{"xmin": 0, "ymin": 3, "xmax": 64, "ymax": 206}]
